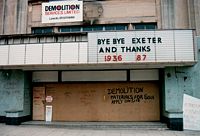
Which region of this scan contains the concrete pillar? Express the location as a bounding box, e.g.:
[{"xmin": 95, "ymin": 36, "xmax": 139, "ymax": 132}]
[
  {"xmin": 161, "ymin": 0, "xmax": 190, "ymax": 29},
  {"xmin": 163, "ymin": 37, "xmax": 200, "ymax": 130},
  {"xmin": 174, "ymin": 0, "xmax": 189, "ymax": 28},
  {"xmin": 16, "ymin": 0, "xmax": 28, "ymax": 34},
  {"xmin": 0, "ymin": 70, "xmax": 31, "ymax": 125},
  {"xmin": 2, "ymin": 0, "xmax": 28, "ymax": 35},
  {"xmin": 194, "ymin": 0, "xmax": 200, "ymax": 35},
  {"xmin": 163, "ymin": 67, "xmax": 183, "ymax": 130},
  {"xmin": 0, "ymin": 0, "xmax": 5, "ymax": 34},
  {"xmin": 187, "ymin": 0, "xmax": 196, "ymax": 29},
  {"xmin": 160, "ymin": 0, "xmax": 175, "ymax": 29}
]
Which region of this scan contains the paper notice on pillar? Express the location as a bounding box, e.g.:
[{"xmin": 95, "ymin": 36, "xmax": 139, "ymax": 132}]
[
  {"xmin": 183, "ymin": 94, "xmax": 200, "ymax": 131},
  {"xmin": 45, "ymin": 105, "xmax": 53, "ymax": 122}
]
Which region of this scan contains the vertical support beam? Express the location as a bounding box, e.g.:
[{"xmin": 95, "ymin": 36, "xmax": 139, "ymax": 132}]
[
  {"xmin": 187, "ymin": 0, "xmax": 196, "ymax": 29},
  {"xmin": 174, "ymin": 0, "xmax": 189, "ymax": 28},
  {"xmin": 2, "ymin": 0, "xmax": 28, "ymax": 34},
  {"xmin": 16, "ymin": 0, "xmax": 28, "ymax": 34},
  {"xmin": 3, "ymin": 0, "xmax": 17, "ymax": 34},
  {"xmin": 164, "ymin": 67, "xmax": 183, "ymax": 131},
  {"xmin": 194, "ymin": 0, "xmax": 200, "ymax": 35},
  {"xmin": 155, "ymin": 0, "xmax": 162, "ymax": 29},
  {"xmin": 0, "ymin": 0, "xmax": 5, "ymax": 34},
  {"xmin": 0, "ymin": 70, "xmax": 32, "ymax": 125},
  {"xmin": 160, "ymin": 0, "xmax": 175, "ymax": 29}
]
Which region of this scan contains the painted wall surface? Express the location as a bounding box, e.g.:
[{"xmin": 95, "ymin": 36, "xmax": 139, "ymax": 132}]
[
  {"xmin": 0, "ymin": 1, "xmax": 4, "ymax": 34},
  {"xmin": 0, "ymin": 0, "xmax": 200, "ymax": 35},
  {"xmin": 0, "ymin": 70, "xmax": 31, "ymax": 117},
  {"xmin": 0, "ymin": 0, "xmax": 28, "ymax": 35},
  {"xmin": 163, "ymin": 37, "xmax": 200, "ymax": 117},
  {"xmin": 194, "ymin": 0, "xmax": 200, "ymax": 35},
  {"xmin": 160, "ymin": 0, "xmax": 190, "ymax": 29},
  {"xmin": 23, "ymin": 71, "xmax": 32, "ymax": 117},
  {"xmin": 160, "ymin": 0, "xmax": 199, "ymax": 32},
  {"xmin": 28, "ymin": 0, "xmax": 158, "ymax": 31}
]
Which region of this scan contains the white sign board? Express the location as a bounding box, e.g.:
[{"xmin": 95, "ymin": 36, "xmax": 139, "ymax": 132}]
[
  {"xmin": 42, "ymin": 1, "xmax": 83, "ymax": 23},
  {"xmin": 46, "ymin": 105, "xmax": 53, "ymax": 122},
  {"xmin": 46, "ymin": 96, "xmax": 53, "ymax": 103},
  {"xmin": 88, "ymin": 30, "xmax": 194, "ymax": 63},
  {"xmin": 183, "ymin": 94, "xmax": 200, "ymax": 131}
]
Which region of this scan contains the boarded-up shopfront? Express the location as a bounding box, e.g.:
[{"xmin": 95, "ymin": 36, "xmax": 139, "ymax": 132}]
[
  {"xmin": 33, "ymin": 82, "xmax": 160, "ymax": 121},
  {"xmin": 31, "ymin": 30, "xmax": 195, "ymax": 122}
]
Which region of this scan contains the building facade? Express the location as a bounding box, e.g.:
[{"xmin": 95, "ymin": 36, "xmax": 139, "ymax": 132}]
[{"xmin": 0, "ymin": 0, "xmax": 200, "ymax": 131}]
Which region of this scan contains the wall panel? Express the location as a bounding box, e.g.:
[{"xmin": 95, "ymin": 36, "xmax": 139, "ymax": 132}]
[
  {"xmin": 62, "ymin": 71, "xmax": 127, "ymax": 81},
  {"xmin": 25, "ymin": 44, "xmax": 43, "ymax": 64},
  {"xmin": 61, "ymin": 43, "xmax": 79, "ymax": 64},
  {"xmin": 32, "ymin": 71, "xmax": 58, "ymax": 82},
  {"xmin": 9, "ymin": 45, "xmax": 25, "ymax": 65},
  {"xmin": 0, "ymin": 46, "xmax": 9, "ymax": 65},
  {"xmin": 43, "ymin": 43, "xmax": 60, "ymax": 64},
  {"xmin": 45, "ymin": 82, "xmax": 160, "ymax": 121}
]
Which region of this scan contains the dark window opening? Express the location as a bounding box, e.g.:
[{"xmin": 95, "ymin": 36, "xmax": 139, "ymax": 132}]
[
  {"xmin": 59, "ymin": 24, "xmax": 127, "ymax": 33},
  {"xmin": 32, "ymin": 27, "xmax": 53, "ymax": 34},
  {"xmin": 134, "ymin": 23, "xmax": 157, "ymax": 30}
]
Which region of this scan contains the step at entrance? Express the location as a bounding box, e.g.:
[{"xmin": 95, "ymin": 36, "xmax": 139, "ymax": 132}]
[{"xmin": 22, "ymin": 121, "xmax": 168, "ymax": 130}]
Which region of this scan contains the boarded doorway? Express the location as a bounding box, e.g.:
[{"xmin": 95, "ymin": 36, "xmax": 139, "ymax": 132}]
[{"xmin": 39, "ymin": 82, "xmax": 160, "ymax": 121}]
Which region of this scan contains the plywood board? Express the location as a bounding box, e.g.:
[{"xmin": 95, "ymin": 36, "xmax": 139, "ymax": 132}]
[
  {"xmin": 32, "ymin": 87, "xmax": 45, "ymax": 120},
  {"xmin": 45, "ymin": 82, "xmax": 160, "ymax": 121}
]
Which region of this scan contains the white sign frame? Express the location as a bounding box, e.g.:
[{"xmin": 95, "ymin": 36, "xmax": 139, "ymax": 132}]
[
  {"xmin": 42, "ymin": 1, "xmax": 83, "ymax": 23},
  {"xmin": 88, "ymin": 30, "xmax": 195, "ymax": 64}
]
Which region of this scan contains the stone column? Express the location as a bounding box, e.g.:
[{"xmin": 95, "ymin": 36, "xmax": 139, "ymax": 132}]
[
  {"xmin": 160, "ymin": 0, "xmax": 175, "ymax": 29},
  {"xmin": 0, "ymin": 70, "xmax": 31, "ymax": 125},
  {"xmin": 174, "ymin": 0, "xmax": 189, "ymax": 29}
]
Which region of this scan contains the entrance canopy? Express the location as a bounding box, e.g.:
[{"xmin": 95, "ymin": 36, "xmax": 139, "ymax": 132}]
[{"xmin": 0, "ymin": 30, "xmax": 196, "ymax": 70}]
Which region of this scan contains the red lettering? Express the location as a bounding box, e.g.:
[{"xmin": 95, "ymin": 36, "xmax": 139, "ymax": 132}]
[{"xmin": 104, "ymin": 55, "xmax": 123, "ymax": 62}]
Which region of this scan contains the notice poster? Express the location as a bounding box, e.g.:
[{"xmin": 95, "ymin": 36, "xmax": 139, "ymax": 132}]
[
  {"xmin": 183, "ymin": 94, "xmax": 200, "ymax": 131},
  {"xmin": 46, "ymin": 105, "xmax": 53, "ymax": 122},
  {"xmin": 42, "ymin": 1, "xmax": 83, "ymax": 23}
]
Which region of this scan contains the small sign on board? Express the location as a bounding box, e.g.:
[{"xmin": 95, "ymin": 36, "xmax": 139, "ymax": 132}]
[
  {"xmin": 46, "ymin": 96, "xmax": 53, "ymax": 103},
  {"xmin": 46, "ymin": 105, "xmax": 53, "ymax": 122}
]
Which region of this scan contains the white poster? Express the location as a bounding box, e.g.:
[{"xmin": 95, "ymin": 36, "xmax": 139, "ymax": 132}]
[
  {"xmin": 46, "ymin": 105, "xmax": 53, "ymax": 122},
  {"xmin": 183, "ymin": 94, "xmax": 200, "ymax": 131},
  {"xmin": 88, "ymin": 30, "xmax": 194, "ymax": 64},
  {"xmin": 42, "ymin": 1, "xmax": 83, "ymax": 23}
]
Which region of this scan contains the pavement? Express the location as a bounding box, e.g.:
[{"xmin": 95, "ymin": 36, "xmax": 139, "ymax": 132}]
[{"xmin": 1, "ymin": 123, "xmax": 200, "ymax": 136}]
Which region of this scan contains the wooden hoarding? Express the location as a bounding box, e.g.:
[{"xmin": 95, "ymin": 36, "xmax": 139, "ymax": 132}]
[
  {"xmin": 45, "ymin": 82, "xmax": 160, "ymax": 121},
  {"xmin": 32, "ymin": 87, "xmax": 45, "ymax": 120}
]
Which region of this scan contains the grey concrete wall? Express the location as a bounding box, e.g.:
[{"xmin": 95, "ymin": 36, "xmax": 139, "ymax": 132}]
[
  {"xmin": 160, "ymin": 0, "xmax": 200, "ymax": 34},
  {"xmin": 16, "ymin": 0, "xmax": 28, "ymax": 34},
  {"xmin": 161, "ymin": 0, "xmax": 189, "ymax": 29},
  {"xmin": 0, "ymin": 0, "xmax": 200, "ymax": 35},
  {"xmin": 160, "ymin": 0, "xmax": 200, "ymax": 117},
  {"xmin": 0, "ymin": 70, "xmax": 31, "ymax": 117},
  {"xmin": 28, "ymin": 0, "xmax": 158, "ymax": 32},
  {"xmin": 0, "ymin": 0, "xmax": 28, "ymax": 35},
  {"xmin": 160, "ymin": 0, "xmax": 175, "ymax": 29},
  {"xmin": 163, "ymin": 37, "xmax": 200, "ymax": 117},
  {"xmin": 0, "ymin": 1, "xmax": 4, "ymax": 34},
  {"xmin": 194, "ymin": 0, "xmax": 200, "ymax": 35},
  {"xmin": 23, "ymin": 72, "xmax": 32, "ymax": 117},
  {"xmin": 161, "ymin": 37, "xmax": 200, "ymax": 131},
  {"xmin": 174, "ymin": 0, "xmax": 189, "ymax": 29}
]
